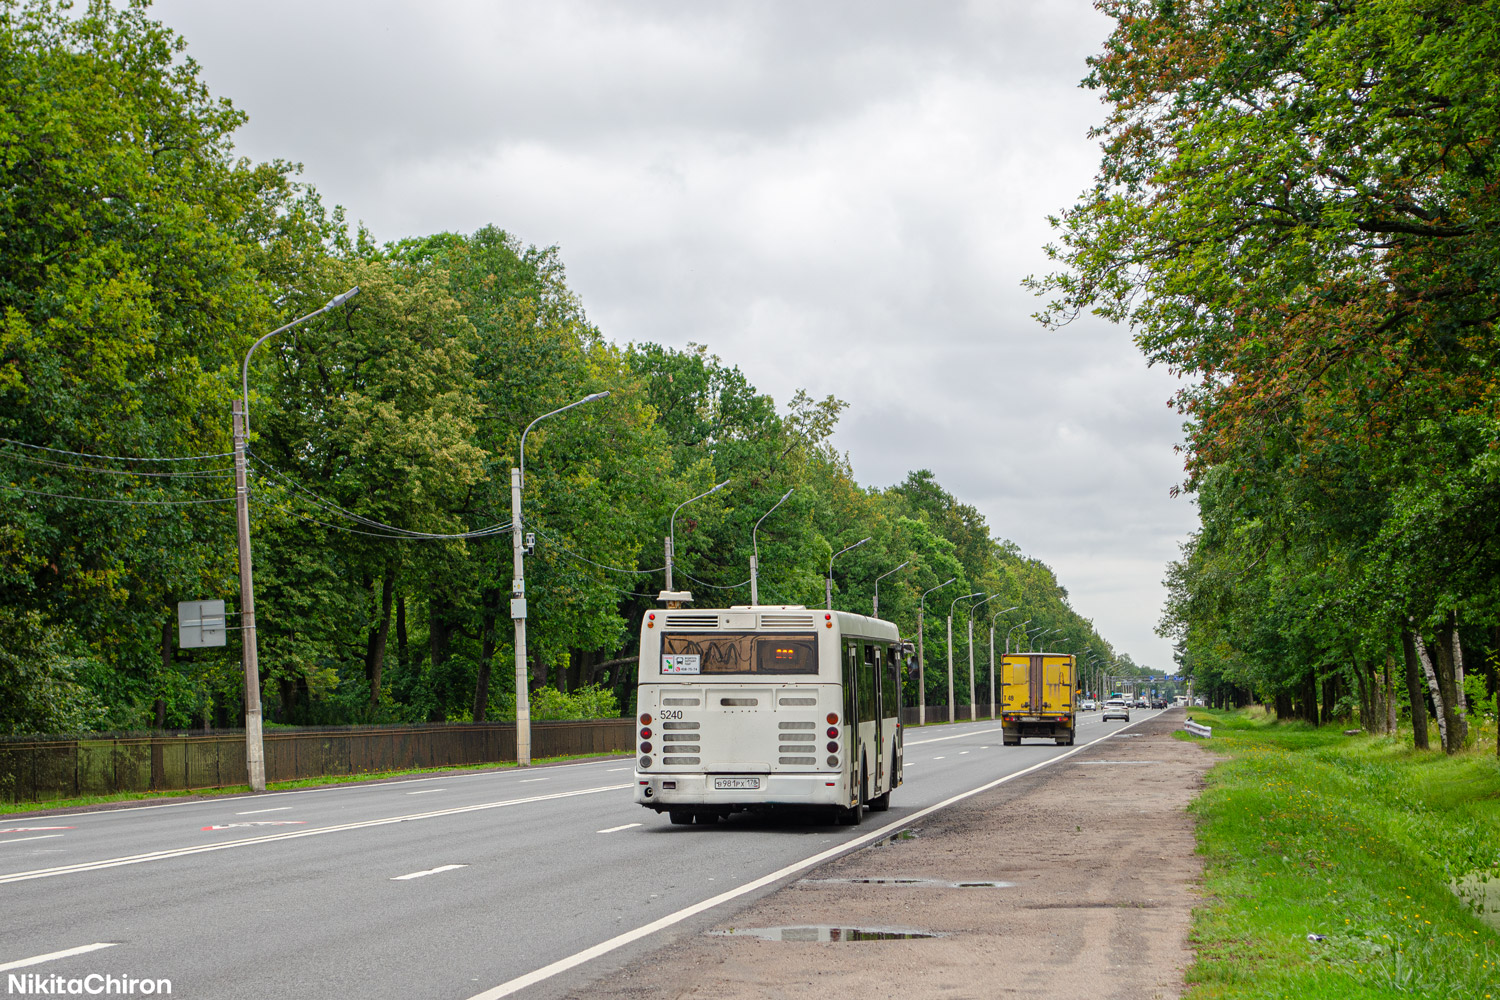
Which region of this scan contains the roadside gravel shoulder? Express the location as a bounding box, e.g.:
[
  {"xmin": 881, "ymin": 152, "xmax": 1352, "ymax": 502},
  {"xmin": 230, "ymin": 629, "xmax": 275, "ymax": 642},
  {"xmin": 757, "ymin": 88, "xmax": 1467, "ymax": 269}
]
[{"xmin": 574, "ymin": 711, "xmax": 1215, "ymax": 1000}]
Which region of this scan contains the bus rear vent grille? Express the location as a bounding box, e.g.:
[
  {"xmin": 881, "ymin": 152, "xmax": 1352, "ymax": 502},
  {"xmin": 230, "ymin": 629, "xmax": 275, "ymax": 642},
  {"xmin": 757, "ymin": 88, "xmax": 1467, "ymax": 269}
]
[
  {"xmin": 663, "ymin": 756, "xmax": 701, "ymax": 765},
  {"xmin": 778, "ymin": 697, "xmax": 817, "ymax": 706},
  {"xmin": 665, "ymin": 614, "xmax": 718, "ymax": 628},
  {"xmin": 662, "ymin": 698, "xmax": 700, "ymax": 706},
  {"xmin": 778, "ymin": 756, "xmax": 816, "ymax": 765},
  {"xmin": 778, "ymin": 721, "xmax": 815, "ymax": 729},
  {"xmin": 759, "ymin": 614, "xmax": 816, "ymax": 629}
]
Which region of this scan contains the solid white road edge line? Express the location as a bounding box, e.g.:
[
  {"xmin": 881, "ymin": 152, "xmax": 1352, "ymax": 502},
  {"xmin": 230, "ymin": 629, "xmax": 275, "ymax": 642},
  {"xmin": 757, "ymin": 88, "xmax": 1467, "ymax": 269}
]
[
  {"xmin": 0, "ymin": 834, "xmax": 65, "ymax": 845},
  {"xmin": 595, "ymin": 823, "xmax": 642, "ymax": 834},
  {"xmin": 0, "ymin": 943, "xmax": 117, "ymax": 973},
  {"xmin": 0, "ymin": 784, "xmax": 631, "ymax": 886},
  {"xmin": 466, "ymin": 731, "xmax": 1122, "ymax": 1000},
  {"xmin": 392, "ymin": 864, "xmax": 467, "ymax": 881}
]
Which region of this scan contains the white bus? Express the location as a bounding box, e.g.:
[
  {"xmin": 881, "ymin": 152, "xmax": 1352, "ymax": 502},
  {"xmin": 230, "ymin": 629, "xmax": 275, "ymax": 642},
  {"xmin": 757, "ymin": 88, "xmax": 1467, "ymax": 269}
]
[{"xmin": 633, "ymin": 605, "xmax": 904, "ymax": 826}]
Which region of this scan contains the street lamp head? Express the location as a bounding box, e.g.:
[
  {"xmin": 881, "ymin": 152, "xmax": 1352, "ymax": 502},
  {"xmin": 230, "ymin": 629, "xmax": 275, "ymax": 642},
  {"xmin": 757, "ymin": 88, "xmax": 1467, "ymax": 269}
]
[{"xmin": 326, "ymin": 285, "xmax": 360, "ymax": 309}]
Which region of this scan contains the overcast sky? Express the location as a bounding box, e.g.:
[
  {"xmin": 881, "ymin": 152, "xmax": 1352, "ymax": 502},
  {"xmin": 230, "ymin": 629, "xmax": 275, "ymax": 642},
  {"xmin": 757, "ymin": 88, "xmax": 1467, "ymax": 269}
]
[{"xmin": 152, "ymin": 0, "xmax": 1197, "ymax": 671}]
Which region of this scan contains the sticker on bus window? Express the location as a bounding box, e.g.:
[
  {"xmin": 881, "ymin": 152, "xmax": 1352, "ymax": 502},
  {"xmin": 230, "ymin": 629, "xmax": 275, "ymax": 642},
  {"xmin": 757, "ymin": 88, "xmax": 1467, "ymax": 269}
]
[{"xmin": 661, "ymin": 654, "xmax": 701, "ymax": 674}]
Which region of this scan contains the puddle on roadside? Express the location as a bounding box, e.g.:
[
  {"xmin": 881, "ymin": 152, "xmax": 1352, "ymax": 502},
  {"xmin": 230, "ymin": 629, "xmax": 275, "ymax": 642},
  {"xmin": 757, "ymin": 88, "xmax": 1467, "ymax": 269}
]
[
  {"xmin": 800, "ymin": 877, "xmax": 1014, "ymax": 889},
  {"xmin": 869, "ymin": 828, "xmax": 920, "ymax": 847},
  {"xmin": 711, "ymin": 925, "xmax": 943, "ymax": 942},
  {"xmin": 1451, "ymin": 870, "xmax": 1500, "ymax": 931}
]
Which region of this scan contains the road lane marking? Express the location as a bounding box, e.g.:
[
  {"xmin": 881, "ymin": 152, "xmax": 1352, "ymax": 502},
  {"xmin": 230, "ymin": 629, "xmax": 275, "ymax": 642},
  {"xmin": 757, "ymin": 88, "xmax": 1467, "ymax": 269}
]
[
  {"xmin": 392, "ymin": 864, "xmax": 467, "ymax": 881},
  {"xmin": 0, "ymin": 943, "xmax": 116, "ymax": 973},
  {"xmin": 596, "ymin": 823, "xmax": 642, "ymax": 834},
  {"xmin": 407, "ymin": 789, "xmax": 446, "ymax": 795},
  {"xmin": 465, "ymin": 731, "xmax": 1125, "ymax": 1000},
  {"xmin": 959, "ymin": 751, "xmax": 969, "ymax": 755},
  {"xmin": 606, "ymin": 768, "xmax": 628, "ymax": 772},
  {"xmin": 906, "ymin": 725, "xmax": 1003, "ymax": 745},
  {"xmin": 519, "ymin": 778, "xmax": 548, "ymax": 783},
  {"xmin": 236, "ymin": 806, "xmax": 292, "ymax": 815},
  {"xmin": 0, "ymin": 783, "xmax": 631, "ymax": 886},
  {"xmin": 0, "ymin": 827, "xmax": 74, "ymax": 833},
  {"xmin": 0, "ymin": 834, "xmax": 65, "ymax": 846},
  {"xmin": 202, "ymin": 821, "xmax": 307, "ymax": 830},
  {"xmin": 933, "ymin": 756, "xmax": 946, "ymax": 760}
]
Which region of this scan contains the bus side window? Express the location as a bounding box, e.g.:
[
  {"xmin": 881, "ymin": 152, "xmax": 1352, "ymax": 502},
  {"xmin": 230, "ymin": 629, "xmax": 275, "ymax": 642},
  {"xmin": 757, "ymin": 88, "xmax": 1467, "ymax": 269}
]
[
  {"xmin": 843, "ymin": 641, "xmax": 858, "ymax": 727},
  {"xmin": 885, "ymin": 644, "xmax": 901, "ymax": 713},
  {"xmin": 860, "ymin": 643, "xmax": 876, "ymax": 723}
]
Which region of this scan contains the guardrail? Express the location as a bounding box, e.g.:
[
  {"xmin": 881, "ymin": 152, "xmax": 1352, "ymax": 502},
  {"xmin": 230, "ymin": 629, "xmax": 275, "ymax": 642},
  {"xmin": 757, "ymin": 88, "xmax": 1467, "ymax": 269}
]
[
  {"xmin": 1182, "ymin": 719, "xmax": 1212, "ymax": 738},
  {"xmin": 0, "ymin": 718, "xmax": 633, "ymax": 804}
]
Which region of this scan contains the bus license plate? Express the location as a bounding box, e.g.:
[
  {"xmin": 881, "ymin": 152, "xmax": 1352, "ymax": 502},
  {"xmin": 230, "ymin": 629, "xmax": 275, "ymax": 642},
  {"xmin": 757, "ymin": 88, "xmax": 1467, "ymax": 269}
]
[
  {"xmin": 1022, "ymin": 716, "xmax": 1039, "ymax": 722},
  {"xmin": 714, "ymin": 777, "xmax": 760, "ymax": 790}
]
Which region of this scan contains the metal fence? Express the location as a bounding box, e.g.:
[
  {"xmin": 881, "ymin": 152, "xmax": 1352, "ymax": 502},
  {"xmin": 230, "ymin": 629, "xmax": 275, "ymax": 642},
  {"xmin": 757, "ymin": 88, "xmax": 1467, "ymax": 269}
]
[
  {"xmin": 900, "ymin": 705, "xmax": 993, "ymax": 726},
  {"xmin": 0, "ymin": 719, "xmax": 633, "ymax": 804}
]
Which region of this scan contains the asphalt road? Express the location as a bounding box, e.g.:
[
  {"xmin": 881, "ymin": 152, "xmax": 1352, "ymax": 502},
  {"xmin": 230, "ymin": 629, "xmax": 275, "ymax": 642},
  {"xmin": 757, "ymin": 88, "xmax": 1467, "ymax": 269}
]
[{"xmin": 0, "ymin": 709, "xmax": 1161, "ymax": 999}]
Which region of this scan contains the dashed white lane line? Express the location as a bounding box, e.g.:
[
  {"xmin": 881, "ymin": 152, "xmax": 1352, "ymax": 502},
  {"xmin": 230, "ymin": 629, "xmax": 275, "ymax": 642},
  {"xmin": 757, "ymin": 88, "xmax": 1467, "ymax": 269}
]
[
  {"xmin": 606, "ymin": 768, "xmax": 629, "ymax": 772},
  {"xmin": 406, "ymin": 789, "xmax": 446, "ymax": 795},
  {"xmin": 0, "ymin": 834, "xmax": 64, "ymax": 846},
  {"xmin": 933, "ymin": 756, "xmax": 946, "ymax": 760},
  {"xmin": 959, "ymin": 751, "xmax": 970, "ymax": 755},
  {"xmin": 0, "ymin": 783, "xmax": 631, "ymax": 886},
  {"xmin": 236, "ymin": 806, "xmax": 292, "ymax": 815},
  {"xmin": 596, "ymin": 823, "xmax": 642, "ymax": 834},
  {"xmin": 519, "ymin": 778, "xmax": 548, "ymax": 783},
  {"xmin": 905, "ymin": 725, "xmax": 1004, "ymax": 746},
  {"xmin": 0, "ymin": 943, "xmax": 117, "ymax": 973},
  {"xmin": 392, "ymin": 864, "xmax": 468, "ymax": 881}
]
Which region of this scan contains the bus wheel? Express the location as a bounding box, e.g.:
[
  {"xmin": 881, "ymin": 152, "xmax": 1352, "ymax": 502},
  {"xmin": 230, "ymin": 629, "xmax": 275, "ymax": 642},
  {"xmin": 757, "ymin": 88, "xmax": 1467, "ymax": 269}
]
[
  {"xmin": 868, "ymin": 790, "xmax": 890, "ymax": 812},
  {"xmin": 668, "ymin": 810, "xmax": 694, "ymax": 825}
]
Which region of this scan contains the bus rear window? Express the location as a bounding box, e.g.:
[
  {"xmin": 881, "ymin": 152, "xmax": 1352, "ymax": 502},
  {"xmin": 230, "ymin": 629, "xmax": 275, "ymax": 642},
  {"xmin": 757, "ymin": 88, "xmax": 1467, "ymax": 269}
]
[{"xmin": 660, "ymin": 634, "xmax": 818, "ymax": 675}]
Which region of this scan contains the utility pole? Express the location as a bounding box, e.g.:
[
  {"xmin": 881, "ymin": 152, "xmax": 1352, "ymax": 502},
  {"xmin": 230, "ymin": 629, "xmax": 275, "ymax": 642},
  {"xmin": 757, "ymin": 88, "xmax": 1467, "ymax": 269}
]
[
  {"xmin": 232, "ymin": 400, "xmax": 265, "ymax": 793},
  {"xmin": 511, "ymin": 391, "xmax": 610, "ymax": 766},
  {"xmin": 966, "ymin": 614, "xmax": 976, "ymax": 720},
  {"xmin": 234, "ymin": 286, "xmax": 358, "ymax": 792},
  {"xmin": 510, "ymin": 466, "xmax": 530, "ymax": 766},
  {"xmin": 917, "ymin": 578, "xmax": 956, "ymax": 727}
]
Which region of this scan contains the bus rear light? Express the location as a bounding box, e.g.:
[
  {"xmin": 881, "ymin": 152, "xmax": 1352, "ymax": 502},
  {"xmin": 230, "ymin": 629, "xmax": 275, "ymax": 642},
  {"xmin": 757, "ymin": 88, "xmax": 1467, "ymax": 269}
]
[
  {"xmin": 640, "ymin": 741, "xmax": 652, "ymax": 753},
  {"xmin": 827, "ymin": 741, "xmax": 838, "ymax": 753},
  {"xmin": 640, "ymin": 756, "xmax": 652, "ymax": 768},
  {"xmin": 640, "ymin": 727, "xmax": 652, "ymax": 739},
  {"xmin": 826, "ymin": 726, "xmax": 839, "ymax": 738},
  {"xmin": 826, "ymin": 713, "xmax": 839, "ymax": 725},
  {"xmin": 826, "ymin": 758, "xmax": 839, "ymax": 769},
  {"xmin": 640, "ymin": 713, "xmax": 652, "ymax": 725},
  {"xmin": 646, "ymin": 613, "xmax": 656, "ymax": 629}
]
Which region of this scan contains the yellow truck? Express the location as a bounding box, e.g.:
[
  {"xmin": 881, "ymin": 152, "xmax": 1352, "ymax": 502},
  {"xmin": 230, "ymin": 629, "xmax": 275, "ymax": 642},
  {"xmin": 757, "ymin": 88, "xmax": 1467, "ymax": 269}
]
[{"xmin": 1000, "ymin": 653, "xmax": 1076, "ymax": 745}]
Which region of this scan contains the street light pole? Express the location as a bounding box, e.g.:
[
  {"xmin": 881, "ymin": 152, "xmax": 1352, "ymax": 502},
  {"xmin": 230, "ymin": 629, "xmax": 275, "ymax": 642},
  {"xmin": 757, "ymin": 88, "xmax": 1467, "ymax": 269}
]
[
  {"xmin": 987, "ymin": 606, "xmax": 1017, "ymax": 720},
  {"xmin": 946, "ymin": 591, "xmax": 982, "ymax": 723},
  {"xmin": 665, "ymin": 478, "xmax": 731, "ymax": 595},
  {"xmin": 750, "ymin": 488, "xmax": 793, "ymax": 606},
  {"xmin": 826, "ymin": 536, "xmax": 871, "ymax": 611},
  {"xmin": 917, "ymin": 578, "xmax": 956, "ymax": 727},
  {"xmin": 512, "ymin": 391, "xmax": 610, "ymax": 767},
  {"xmin": 236, "ymin": 285, "xmax": 359, "ymax": 793},
  {"xmin": 1030, "ymin": 627, "xmax": 1053, "ymax": 652},
  {"xmin": 1007, "ymin": 619, "xmax": 1031, "ymax": 655},
  {"xmin": 967, "ymin": 594, "xmax": 1000, "ymax": 720},
  {"xmin": 872, "ymin": 560, "xmax": 909, "ymax": 618}
]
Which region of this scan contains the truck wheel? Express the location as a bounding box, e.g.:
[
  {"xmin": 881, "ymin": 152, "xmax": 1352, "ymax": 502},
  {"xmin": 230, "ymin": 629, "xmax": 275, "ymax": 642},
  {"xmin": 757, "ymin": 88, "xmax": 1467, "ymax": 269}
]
[{"xmin": 668, "ymin": 810, "xmax": 693, "ymax": 825}]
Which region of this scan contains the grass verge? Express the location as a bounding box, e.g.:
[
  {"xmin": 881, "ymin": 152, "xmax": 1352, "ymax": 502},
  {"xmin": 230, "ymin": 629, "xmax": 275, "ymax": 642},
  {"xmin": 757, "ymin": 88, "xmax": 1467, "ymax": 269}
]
[
  {"xmin": 1181, "ymin": 707, "xmax": 1500, "ymax": 999},
  {"xmin": 0, "ymin": 751, "xmax": 627, "ymax": 816}
]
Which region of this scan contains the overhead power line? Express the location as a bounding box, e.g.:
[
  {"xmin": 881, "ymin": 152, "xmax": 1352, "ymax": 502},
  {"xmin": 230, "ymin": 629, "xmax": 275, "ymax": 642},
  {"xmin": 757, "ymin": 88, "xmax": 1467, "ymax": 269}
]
[
  {"xmin": 247, "ymin": 453, "xmax": 511, "ymax": 540},
  {"xmin": 2, "ymin": 485, "xmax": 235, "ymax": 506},
  {"xmin": 0, "ymin": 437, "xmax": 234, "ymax": 462},
  {"xmin": 0, "ymin": 450, "xmax": 234, "ymax": 479}
]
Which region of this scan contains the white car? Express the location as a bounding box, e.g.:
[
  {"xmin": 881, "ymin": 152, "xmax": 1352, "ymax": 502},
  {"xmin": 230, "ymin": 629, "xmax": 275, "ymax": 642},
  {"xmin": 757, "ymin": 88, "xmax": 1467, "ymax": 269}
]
[
  {"xmin": 1101, "ymin": 699, "xmax": 1130, "ymax": 722},
  {"xmin": 1080, "ymin": 699, "xmax": 1097, "ymax": 711}
]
